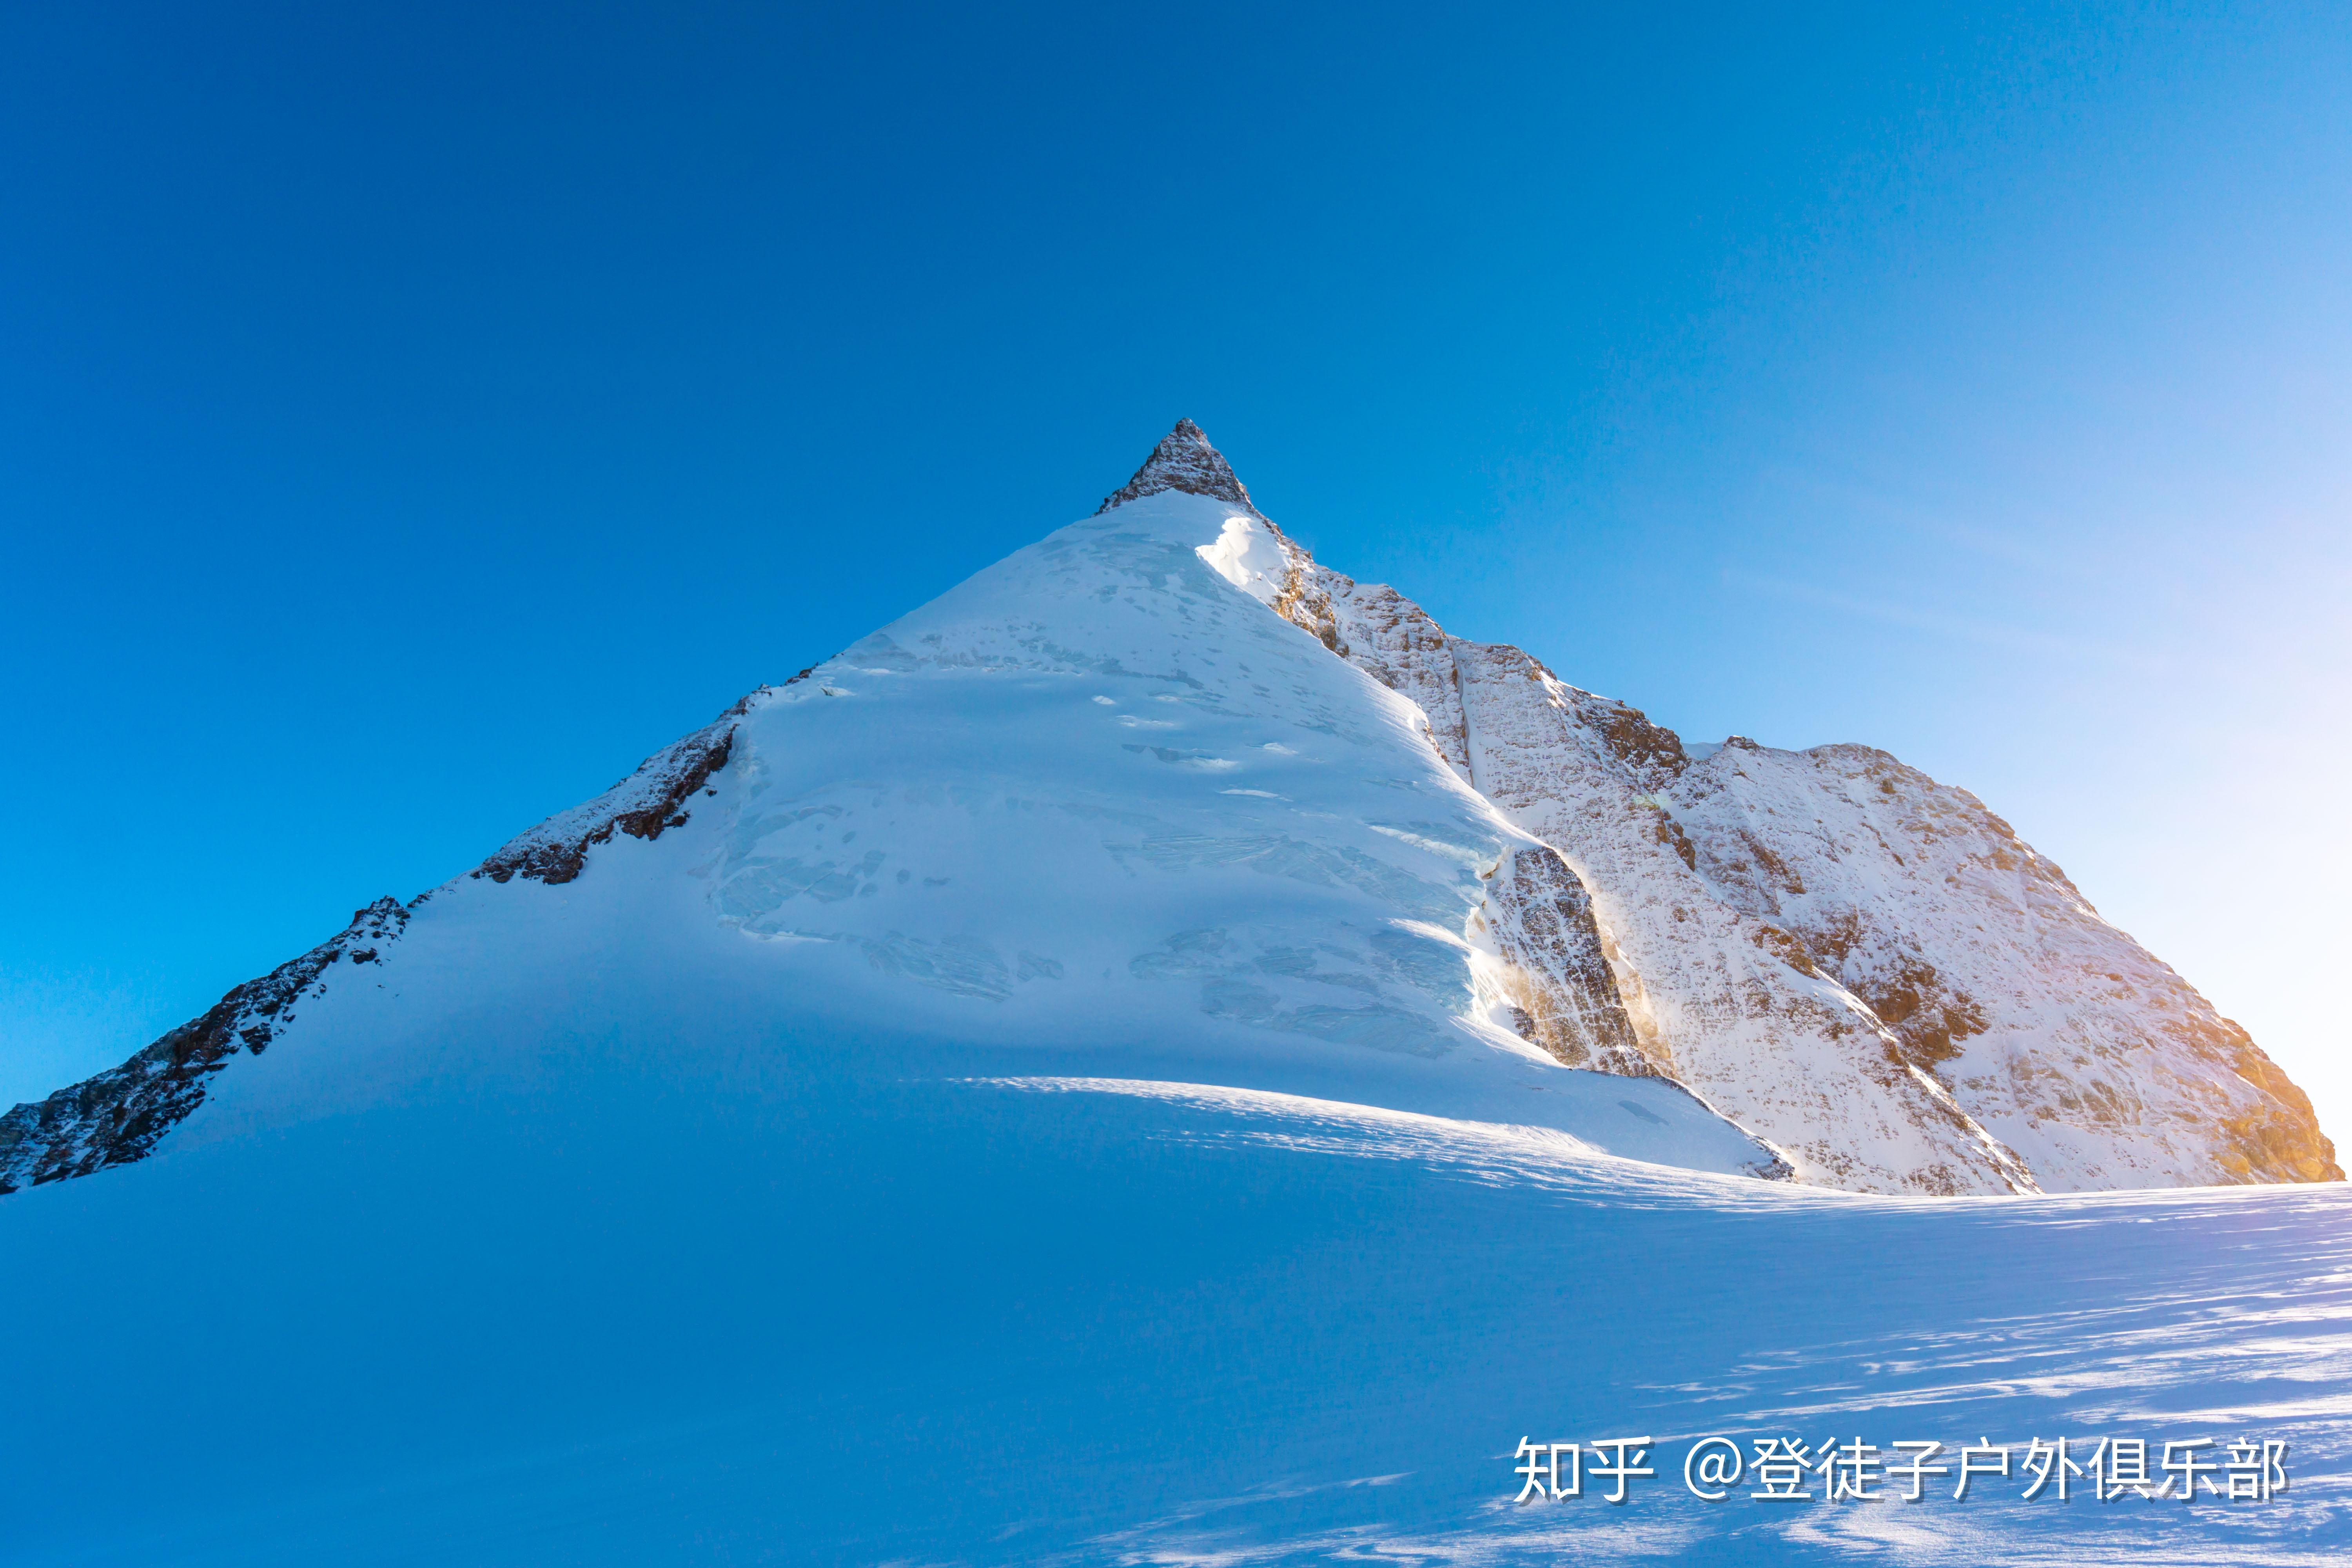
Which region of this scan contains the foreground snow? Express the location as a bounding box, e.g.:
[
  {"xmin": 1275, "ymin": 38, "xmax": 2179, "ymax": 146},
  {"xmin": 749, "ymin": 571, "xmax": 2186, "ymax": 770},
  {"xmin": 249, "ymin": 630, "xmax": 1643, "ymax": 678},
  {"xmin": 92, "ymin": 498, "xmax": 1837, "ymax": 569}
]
[{"xmin": 4, "ymin": 1025, "xmax": 2346, "ymax": 1564}]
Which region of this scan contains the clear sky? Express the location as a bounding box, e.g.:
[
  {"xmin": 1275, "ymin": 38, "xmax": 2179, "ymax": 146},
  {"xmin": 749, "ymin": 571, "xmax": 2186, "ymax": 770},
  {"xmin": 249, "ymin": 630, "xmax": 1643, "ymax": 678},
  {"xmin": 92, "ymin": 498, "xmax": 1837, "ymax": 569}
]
[{"xmin": 4, "ymin": 4, "xmax": 2348, "ymax": 1140}]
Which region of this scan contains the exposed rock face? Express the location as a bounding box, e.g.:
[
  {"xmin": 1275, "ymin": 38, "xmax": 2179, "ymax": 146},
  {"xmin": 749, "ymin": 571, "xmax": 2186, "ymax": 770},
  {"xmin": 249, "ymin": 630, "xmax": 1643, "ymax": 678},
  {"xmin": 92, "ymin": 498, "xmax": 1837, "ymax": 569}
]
[
  {"xmin": 1309, "ymin": 580, "xmax": 1470, "ymax": 771},
  {"xmin": 1104, "ymin": 420, "xmax": 2336, "ymax": 1194},
  {"xmin": 0, "ymin": 898, "xmax": 411, "ymax": 1193},
  {"xmin": 1470, "ymin": 842, "xmax": 1652, "ymax": 1077},
  {"xmin": 1096, "ymin": 417, "xmax": 1263, "ymax": 517},
  {"xmin": 1356, "ymin": 615, "xmax": 2034, "ymax": 1194},
  {"xmin": 474, "ymin": 709, "xmax": 742, "ymax": 886},
  {"xmin": 1662, "ymin": 740, "xmax": 2343, "ymax": 1187}
]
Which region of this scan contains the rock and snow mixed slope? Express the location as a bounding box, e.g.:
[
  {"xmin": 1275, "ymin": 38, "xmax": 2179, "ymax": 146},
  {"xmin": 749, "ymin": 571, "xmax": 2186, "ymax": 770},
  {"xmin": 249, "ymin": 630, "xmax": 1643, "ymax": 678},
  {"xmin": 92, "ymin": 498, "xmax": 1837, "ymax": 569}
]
[
  {"xmin": 1119, "ymin": 421, "xmax": 2333, "ymax": 1196},
  {"xmin": 1663, "ymin": 740, "xmax": 2334, "ymax": 1189}
]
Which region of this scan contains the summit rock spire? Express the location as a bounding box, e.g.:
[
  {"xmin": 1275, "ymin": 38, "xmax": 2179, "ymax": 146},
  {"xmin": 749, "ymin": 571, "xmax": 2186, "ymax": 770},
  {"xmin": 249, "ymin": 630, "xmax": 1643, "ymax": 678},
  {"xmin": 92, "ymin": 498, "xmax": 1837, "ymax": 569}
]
[{"xmin": 1096, "ymin": 419, "xmax": 1261, "ymax": 517}]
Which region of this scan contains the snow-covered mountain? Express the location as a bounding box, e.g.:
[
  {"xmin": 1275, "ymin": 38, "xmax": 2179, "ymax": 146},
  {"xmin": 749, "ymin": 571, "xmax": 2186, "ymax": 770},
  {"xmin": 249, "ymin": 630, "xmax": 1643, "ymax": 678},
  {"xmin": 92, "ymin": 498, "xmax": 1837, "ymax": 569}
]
[
  {"xmin": 3, "ymin": 422, "xmax": 2348, "ymax": 1567},
  {"xmin": 1, "ymin": 422, "xmax": 2332, "ymax": 1201},
  {"xmin": 2, "ymin": 433, "xmax": 1785, "ymax": 1197}
]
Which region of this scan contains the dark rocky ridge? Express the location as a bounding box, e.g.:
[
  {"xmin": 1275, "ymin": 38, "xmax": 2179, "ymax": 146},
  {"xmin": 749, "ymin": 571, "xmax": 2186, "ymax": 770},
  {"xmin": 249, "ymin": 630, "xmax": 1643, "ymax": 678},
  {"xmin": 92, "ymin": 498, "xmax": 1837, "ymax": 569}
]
[
  {"xmin": 0, "ymin": 898, "xmax": 412, "ymax": 1192},
  {"xmin": 0, "ymin": 691, "xmax": 769, "ymax": 1194},
  {"xmin": 474, "ymin": 724, "xmax": 736, "ymax": 886},
  {"xmin": 473, "ymin": 691, "xmax": 765, "ymax": 886}
]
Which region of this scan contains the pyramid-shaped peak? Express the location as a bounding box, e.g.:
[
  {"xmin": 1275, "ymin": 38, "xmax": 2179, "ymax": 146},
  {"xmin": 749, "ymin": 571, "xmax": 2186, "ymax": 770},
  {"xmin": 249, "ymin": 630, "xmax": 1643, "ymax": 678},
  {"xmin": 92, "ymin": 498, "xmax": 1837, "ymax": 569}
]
[{"xmin": 1096, "ymin": 419, "xmax": 1261, "ymax": 517}]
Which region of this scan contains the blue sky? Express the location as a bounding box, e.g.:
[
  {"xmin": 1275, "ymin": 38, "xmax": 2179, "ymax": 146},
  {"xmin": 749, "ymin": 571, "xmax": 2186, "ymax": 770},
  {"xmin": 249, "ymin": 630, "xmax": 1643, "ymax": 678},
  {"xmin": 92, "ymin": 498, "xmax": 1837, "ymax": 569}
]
[{"xmin": 4, "ymin": 3, "xmax": 2348, "ymax": 1132}]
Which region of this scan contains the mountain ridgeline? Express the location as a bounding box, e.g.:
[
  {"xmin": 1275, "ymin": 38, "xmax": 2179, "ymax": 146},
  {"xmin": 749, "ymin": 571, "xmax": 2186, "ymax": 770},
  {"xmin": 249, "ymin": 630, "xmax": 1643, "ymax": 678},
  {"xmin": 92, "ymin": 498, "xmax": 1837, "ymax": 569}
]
[{"xmin": 2, "ymin": 421, "xmax": 2334, "ymax": 1197}]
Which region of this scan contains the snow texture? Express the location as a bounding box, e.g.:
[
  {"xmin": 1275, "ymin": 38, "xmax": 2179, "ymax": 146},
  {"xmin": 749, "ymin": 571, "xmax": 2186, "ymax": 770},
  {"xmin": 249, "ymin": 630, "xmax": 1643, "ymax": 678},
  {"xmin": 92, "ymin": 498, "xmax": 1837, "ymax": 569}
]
[{"xmin": 3, "ymin": 1027, "xmax": 2348, "ymax": 1565}]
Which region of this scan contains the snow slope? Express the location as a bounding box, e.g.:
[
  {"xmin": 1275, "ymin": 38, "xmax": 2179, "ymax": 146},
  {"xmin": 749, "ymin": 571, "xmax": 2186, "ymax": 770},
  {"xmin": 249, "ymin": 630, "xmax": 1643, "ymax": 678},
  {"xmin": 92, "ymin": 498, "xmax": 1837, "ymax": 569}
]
[
  {"xmin": 11, "ymin": 419, "xmax": 2321, "ymax": 1199},
  {"xmin": 3, "ymin": 1018, "xmax": 2348, "ymax": 1565},
  {"xmin": 5, "ymin": 481, "xmax": 1780, "ymax": 1192}
]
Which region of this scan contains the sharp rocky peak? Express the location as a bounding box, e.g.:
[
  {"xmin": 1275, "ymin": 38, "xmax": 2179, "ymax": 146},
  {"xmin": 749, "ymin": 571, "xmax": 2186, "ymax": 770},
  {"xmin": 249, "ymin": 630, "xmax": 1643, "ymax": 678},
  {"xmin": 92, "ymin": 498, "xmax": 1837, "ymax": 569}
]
[{"xmin": 1096, "ymin": 419, "xmax": 1261, "ymax": 517}]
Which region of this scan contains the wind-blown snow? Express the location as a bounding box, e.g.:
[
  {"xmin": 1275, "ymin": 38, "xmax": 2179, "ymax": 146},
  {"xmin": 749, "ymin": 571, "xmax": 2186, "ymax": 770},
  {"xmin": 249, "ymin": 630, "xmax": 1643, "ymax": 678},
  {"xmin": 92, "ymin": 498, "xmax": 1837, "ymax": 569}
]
[{"xmin": 1196, "ymin": 512, "xmax": 1292, "ymax": 604}]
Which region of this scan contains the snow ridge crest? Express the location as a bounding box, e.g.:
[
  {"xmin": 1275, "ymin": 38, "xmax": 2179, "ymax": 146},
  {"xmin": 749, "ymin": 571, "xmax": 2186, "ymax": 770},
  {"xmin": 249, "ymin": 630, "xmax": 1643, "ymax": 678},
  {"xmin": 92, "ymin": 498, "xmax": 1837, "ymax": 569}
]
[{"xmin": 1096, "ymin": 419, "xmax": 1261, "ymax": 517}]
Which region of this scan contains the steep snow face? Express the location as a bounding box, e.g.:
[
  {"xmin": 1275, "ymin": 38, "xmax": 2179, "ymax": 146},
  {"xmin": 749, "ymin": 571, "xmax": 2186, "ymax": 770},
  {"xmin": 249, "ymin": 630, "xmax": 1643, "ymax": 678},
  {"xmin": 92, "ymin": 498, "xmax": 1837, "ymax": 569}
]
[
  {"xmin": 673, "ymin": 491, "xmax": 1766, "ymax": 1167},
  {"xmin": 711, "ymin": 494, "xmax": 1505, "ymax": 1061},
  {"xmin": 1664, "ymin": 739, "xmax": 2340, "ymax": 1188}
]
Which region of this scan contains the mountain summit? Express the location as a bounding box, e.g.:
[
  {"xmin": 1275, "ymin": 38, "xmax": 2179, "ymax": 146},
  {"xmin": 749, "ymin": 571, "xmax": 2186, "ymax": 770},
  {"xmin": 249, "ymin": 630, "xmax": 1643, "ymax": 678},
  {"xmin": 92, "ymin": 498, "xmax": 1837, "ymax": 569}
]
[
  {"xmin": 2, "ymin": 423, "xmax": 2335, "ymax": 1197},
  {"xmin": 1096, "ymin": 416, "xmax": 1262, "ymax": 516}
]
